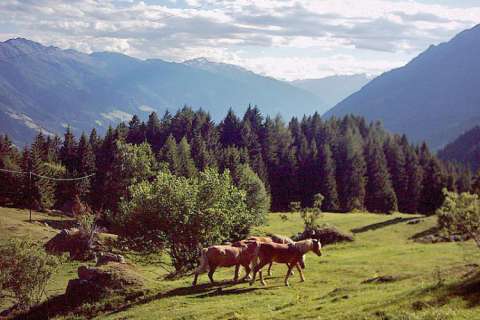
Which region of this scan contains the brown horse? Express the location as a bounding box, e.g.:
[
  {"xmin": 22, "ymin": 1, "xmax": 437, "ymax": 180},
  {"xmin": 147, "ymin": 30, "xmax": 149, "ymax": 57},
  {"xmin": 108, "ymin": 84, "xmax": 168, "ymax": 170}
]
[
  {"xmin": 249, "ymin": 239, "xmax": 322, "ymax": 287},
  {"xmin": 246, "ymin": 235, "xmax": 295, "ymax": 276},
  {"xmin": 192, "ymin": 241, "xmax": 259, "ymax": 286}
]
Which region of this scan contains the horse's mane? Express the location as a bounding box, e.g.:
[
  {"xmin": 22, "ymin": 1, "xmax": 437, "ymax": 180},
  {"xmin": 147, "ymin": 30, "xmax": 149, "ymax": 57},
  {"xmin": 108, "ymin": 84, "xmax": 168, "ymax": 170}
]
[
  {"xmin": 268, "ymin": 233, "xmax": 294, "ymax": 244},
  {"xmin": 292, "ymin": 239, "xmax": 314, "ymax": 254}
]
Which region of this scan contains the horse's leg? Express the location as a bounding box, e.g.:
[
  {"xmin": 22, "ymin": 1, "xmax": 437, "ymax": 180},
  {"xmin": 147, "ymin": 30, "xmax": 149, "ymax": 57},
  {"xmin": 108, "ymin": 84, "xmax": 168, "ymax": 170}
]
[
  {"xmin": 192, "ymin": 259, "xmax": 208, "ymax": 286},
  {"xmin": 208, "ymin": 266, "xmax": 217, "ymax": 284},
  {"xmin": 267, "ymin": 262, "xmax": 273, "ymax": 276},
  {"xmin": 249, "ymin": 260, "xmax": 269, "ymax": 286},
  {"xmin": 296, "ymin": 263, "xmax": 305, "ymax": 282},
  {"xmin": 241, "ymin": 263, "xmax": 251, "ymax": 281},
  {"xmin": 233, "ymin": 264, "xmax": 240, "ymax": 282},
  {"xmin": 284, "ymin": 263, "xmax": 295, "ymax": 287}
]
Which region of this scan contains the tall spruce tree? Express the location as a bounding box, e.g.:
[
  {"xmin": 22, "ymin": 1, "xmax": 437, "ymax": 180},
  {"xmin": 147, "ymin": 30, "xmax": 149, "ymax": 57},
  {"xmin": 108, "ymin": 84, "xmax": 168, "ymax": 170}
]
[
  {"xmin": 159, "ymin": 134, "xmax": 180, "ymax": 174},
  {"xmin": 404, "ymin": 148, "xmax": 423, "ymax": 213},
  {"xmin": 365, "ymin": 140, "xmax": 398, "ymax": 213},
  {"xmin": 317, "ymin": 143, "xmax": 339, "ymax": 211},
  {"xmin": 419, "ymin": 157, "xmax": 446, "ymax": 214},
  {"xmin": 219, "ymin": 108, "xmax": 242, "ymax": 147},
  {"xmin": 177, "ymin": 137, "xmax": 197, "ymax": 178},
  {"xmin": 383, "ymin": 138, "xmax": 408, "ymax": 211}
]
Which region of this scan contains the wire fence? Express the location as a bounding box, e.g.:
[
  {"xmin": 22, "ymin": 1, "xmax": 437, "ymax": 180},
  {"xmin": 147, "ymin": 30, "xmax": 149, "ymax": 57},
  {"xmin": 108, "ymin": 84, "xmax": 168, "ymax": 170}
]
[{"xmin": 0, "ymin": 168, "xmax": 95, "ymax": 221}]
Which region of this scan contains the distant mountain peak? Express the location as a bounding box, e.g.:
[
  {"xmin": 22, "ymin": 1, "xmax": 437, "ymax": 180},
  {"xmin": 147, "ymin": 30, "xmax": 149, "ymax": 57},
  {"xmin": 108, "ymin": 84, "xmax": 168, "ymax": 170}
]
[{"xmin": 325, "ymin": 24, "xmax": 480, "ymax": 150}]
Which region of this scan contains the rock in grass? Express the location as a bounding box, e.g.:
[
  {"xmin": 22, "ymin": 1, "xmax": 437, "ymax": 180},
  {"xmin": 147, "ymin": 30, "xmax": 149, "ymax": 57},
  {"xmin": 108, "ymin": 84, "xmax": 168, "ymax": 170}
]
[
  {"xmin": 66, "ymin": 263, "xmax": 144, "ymax": 305},
  {"xmin": 293, "ymin": 225, "xmax": 354, "ymax": 245}
]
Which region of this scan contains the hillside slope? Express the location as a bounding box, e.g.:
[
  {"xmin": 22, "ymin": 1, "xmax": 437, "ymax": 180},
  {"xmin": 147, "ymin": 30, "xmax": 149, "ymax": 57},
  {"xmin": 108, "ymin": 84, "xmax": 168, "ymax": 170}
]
[
  {"xmin": 0, "ymin": 39, "xmax": 324, "ymax": 146},
  {"xmin": 437, "ymin": 125, "xmax": 480, "ymax": 171},
  {"xmin": 325, "ymin": 24, "xmax": 480, "ymax": 150}
]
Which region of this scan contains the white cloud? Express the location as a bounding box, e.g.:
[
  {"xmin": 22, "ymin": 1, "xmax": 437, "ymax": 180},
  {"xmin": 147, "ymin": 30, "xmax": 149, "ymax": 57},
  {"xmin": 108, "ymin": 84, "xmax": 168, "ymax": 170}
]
[
  {"xmin": 139, "ymin": 105, "xmax": 156, "ymax": 112},
  {"xmin": 0, "ymin": 0, "xmax": 479, "ymax": 79},
  {"xmin": 100, "ymin": 110, "xmax": 133, "ymax": 122}
]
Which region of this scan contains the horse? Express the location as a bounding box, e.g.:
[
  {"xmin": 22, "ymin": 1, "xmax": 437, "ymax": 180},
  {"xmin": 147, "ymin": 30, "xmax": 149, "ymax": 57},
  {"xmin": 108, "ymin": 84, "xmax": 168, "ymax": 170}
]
[
  {"xmin": 249, "ymin": 239, "xmax": 322, "ymax": 287},
  {"xmin": 246, "ymin": 235, "xmax": 295, "ymax": 276},
  {"xmin": 192, "ymin": 241, "xmax": 259, "ymax": 286}
]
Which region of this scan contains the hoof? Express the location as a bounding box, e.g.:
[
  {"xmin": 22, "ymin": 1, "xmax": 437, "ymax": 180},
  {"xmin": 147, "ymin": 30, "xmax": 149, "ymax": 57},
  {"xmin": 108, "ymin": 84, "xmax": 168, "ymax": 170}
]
[{"xmin": 261, "ymin": 281, "xmax": 267, "ymax": 286}]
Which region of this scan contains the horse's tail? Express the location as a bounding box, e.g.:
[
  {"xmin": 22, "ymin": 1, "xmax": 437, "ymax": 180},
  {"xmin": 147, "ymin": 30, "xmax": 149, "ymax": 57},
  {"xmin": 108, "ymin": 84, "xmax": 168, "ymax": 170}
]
[{"xmin": 196, "ymin": 246, "xmax": 210, "ymax": 272}]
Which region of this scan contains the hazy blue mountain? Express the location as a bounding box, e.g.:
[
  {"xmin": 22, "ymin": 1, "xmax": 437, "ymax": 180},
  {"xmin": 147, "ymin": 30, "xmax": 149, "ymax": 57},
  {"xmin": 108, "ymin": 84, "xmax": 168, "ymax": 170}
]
[
  {"xmin": 290, "ymin": 74, "xmax": 371, "ymax": 111},
  {"xmin": 325, "ymin": 24, "xmax": 480, "ymax": 150},
  {"xmin": 437, "ymin": 126, "xmax": 480, "ymax": 172},
  {"xmin": 0, "ymin": 39, "xmax": 324, "ymax": 146}
]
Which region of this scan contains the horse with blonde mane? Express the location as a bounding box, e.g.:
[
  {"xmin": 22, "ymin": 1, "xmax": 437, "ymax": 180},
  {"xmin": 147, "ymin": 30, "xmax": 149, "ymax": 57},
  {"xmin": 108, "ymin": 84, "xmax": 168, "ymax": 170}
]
[
  {"xmin": 192, "ymin": 241, "xmax": 259, "ymax": 286},
  {"xmin": 249, "ymin": 239, "xmax": 322, "ymax": 287},
  {"xmin": 246, "ymin": 235, "xmax": 295, "ymax": 276}
]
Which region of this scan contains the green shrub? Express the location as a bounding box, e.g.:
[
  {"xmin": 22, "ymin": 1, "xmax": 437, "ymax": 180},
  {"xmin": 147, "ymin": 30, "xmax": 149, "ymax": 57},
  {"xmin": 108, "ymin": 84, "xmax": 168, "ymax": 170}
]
[
  {"xmin": 116, "ymin": 168, "xmax": 262, "ymax": 271},
  {"xmin": 437, "ymin": 189, "xmax": 480, "ymax": 248},
  {"xmin": 0, "ymin": 239, "xmax": 62, "ymax": 310},
  {"xmin": 300, "ymin": 193, "xmax": 324, "ymax": 230}
]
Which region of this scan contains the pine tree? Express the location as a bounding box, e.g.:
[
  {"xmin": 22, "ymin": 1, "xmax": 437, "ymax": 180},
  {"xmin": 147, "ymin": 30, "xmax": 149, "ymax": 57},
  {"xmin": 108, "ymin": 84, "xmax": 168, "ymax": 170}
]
[
  {"xmin": 317, "ymin": 144, "xmax": 339, "ymax": 211},
  {"xmin": 384, "ymin": 138, "xmax": 408, "ymax": 211},
  {"xmin": 127, "ymin": 115, "xmax": 145, "ymax": 144},
  {"xmin": 146, "ymin": 112, "xmax": 162, "ymax": 151},
  {"xmin": 159, "ymin": 134, "xmax": 180, "ymax": 174},
  {"xmin": 76, "ymin": 133, "xmax": 96, "ymax": 202},
  {"xmin": 191, "ymin": 133, "xmax": 216, "ymax": 171},
  {"xmin": 365, "ymin": 140, "xmax": 398, "ymax": 213},
  {"xmin": 342, "ymin": 152, "xmax": 367, "ymax": 211},
  {"xmin": 404, "ymin": 148, "xmax": 423, "ymax": 213},
  {"xmin": 177, "ymin": 137, "xmax": 197, "ymax": 178},
  {"xmin": 219, "ymin": 108, "xmax": 242, "ymax": 147},
  {"xmin": 419, "ymin": 157, "xmax": 446, "ymax": 214},
  {"xmin": 30, "ymin": 134, "xmax": 56, "ymax": 210}
]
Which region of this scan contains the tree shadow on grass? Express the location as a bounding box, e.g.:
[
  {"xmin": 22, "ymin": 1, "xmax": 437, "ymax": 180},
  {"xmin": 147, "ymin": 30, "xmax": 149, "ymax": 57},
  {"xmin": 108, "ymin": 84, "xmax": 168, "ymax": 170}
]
[
  {"xmin": 26, "ymin": 219, "xmax": 77, "ymax": 230},
  {"xmin": 105, "ymin": 279, "xmax": 268, "ymax": 316},
  {"xmin": 351, "ymin": 217, "xmax": 419, "ymax": 234},
  {"xmin": 359, "ymin": 267, "xmax": 480, "ymax": 316}
]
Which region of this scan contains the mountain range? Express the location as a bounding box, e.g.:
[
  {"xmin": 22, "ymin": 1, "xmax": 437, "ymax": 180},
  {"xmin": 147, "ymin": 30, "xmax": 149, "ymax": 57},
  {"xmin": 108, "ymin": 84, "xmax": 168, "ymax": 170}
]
[
  {"xmin": 0, "ymin": 38, "xmax": 330, "ymax": 146},
  {"xmin": 437, "ymin": 125, "xmax": 480, "ymax": 172},
  {"xmin": 290, "ymin": 74, "xmax": 371, "ymax": 109},
  {"xmin": 325, "ymin": 24, "xmax": 480, "ymax": 150}
]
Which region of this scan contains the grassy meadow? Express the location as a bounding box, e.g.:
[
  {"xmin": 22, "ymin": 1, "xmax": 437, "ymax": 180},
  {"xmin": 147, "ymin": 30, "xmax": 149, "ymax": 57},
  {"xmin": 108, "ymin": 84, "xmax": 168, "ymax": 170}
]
[{"xmin": 1, "ymin": 207, "xmax": 480, "ymax": 319}]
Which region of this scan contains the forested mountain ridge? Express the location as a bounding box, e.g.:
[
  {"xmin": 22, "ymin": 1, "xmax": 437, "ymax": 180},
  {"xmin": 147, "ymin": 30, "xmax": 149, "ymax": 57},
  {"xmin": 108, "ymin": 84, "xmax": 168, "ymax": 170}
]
[
  {"xmin": 437, "ymin": 125, "xmax": 480, "ymax": 172},
  {"xmin": 325, "ymin": 24, "xmax": 480, "ymax": 150},
  {"xmin": 0, "ymin": 106, "xmax": 473, "ymax": 215},
  {"xmin": 0, "ymin": 38, "xmax": 324, "ymax": 146}
]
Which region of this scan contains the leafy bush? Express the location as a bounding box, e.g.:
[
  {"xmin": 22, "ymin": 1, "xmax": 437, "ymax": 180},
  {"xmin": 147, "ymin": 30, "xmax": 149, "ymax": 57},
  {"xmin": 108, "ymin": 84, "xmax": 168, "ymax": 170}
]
[
  {"xmin": 300, "ymin": 193, "xmax": 324, "ymax": 230},
  {"xmin": 0, "ymin": 239, "xmax": 62, "ymax": 310},
  {"xmin": 289, "ymin": 201, "xmax": 301, "ymax": 212},
  {"xmin": 437, "ymin": 189, "xmax": 480, "ymax": 248},
  {"xmin": 116, "ymin": 168, "xmax": 262, "ymax": 271},
  {"xmin": 235, "ymin": 164, "xmax": 269, "ymax": 224}
]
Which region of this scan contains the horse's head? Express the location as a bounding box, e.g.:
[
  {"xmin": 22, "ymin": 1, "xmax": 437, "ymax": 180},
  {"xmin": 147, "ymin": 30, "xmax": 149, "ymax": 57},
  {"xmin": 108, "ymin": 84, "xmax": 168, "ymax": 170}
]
[{"xmin": 312, "ymin": 239, "xmax": 322, "ymax": 256}]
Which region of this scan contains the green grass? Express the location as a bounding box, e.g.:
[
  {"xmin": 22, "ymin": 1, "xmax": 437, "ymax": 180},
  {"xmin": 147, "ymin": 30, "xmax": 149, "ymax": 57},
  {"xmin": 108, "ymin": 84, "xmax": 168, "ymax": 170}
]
[{"xmin": 2, "ymin": 208, "xmax": 480, "ymax": 319}]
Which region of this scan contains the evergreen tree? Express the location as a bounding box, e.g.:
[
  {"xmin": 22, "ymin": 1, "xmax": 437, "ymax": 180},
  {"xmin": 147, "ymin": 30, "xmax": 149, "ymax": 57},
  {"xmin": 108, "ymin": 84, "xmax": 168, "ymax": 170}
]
[
  {"xmin": 127, "ymin": 115, "xmax": 145, "ymax": 144},
  {"xmin": 342, "ymin": 152, "xmax": 367, "ymax": 211},
  {"xmin": 365, "ymin": 140, "xmax": 398, "ymax": 213},
  {"xmin": 177, "ymin": 137, "xmax": 197, "ymax": 178},
  {"xmin": 317, "ymin": 144, "xmax": 339, "ymax": 211},
  {"xmin": 159, "ymin": 134, "xmax": 179, "ymax": 174},
  {"xmin": 191, "ymin": 133, "xmax": 216, "ymax": 171},
  {"xmin": 404, "ymin": 148, "xmax": 423, "ymax": 213},
  {"xmin": 30, "ymin": 134, "xmax": 57, "ymax": 210},
  {"xmin": 76, "ymin": 133, "xmax": 96, "ymax": 202},
  {"xmin": 419, "ymin": 158, "xmax": 446, "ymax": 214},
  {"xmin": 219, "ymin": 108, "xmax": 242, "ymax": 147},
  {"xmin": 146, "ymin": 112, "xmax": 162, "ymax": 151},
  {"xmin": 384, "ymin": 138, "xmax": 408, "ymax": 211}
]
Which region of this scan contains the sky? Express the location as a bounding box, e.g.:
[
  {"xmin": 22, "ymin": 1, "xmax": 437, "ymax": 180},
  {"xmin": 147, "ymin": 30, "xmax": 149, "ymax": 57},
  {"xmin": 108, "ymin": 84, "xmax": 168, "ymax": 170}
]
[{"xmin": 0, "ymin": 0, "xmax": 479, "ymax": 80}]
